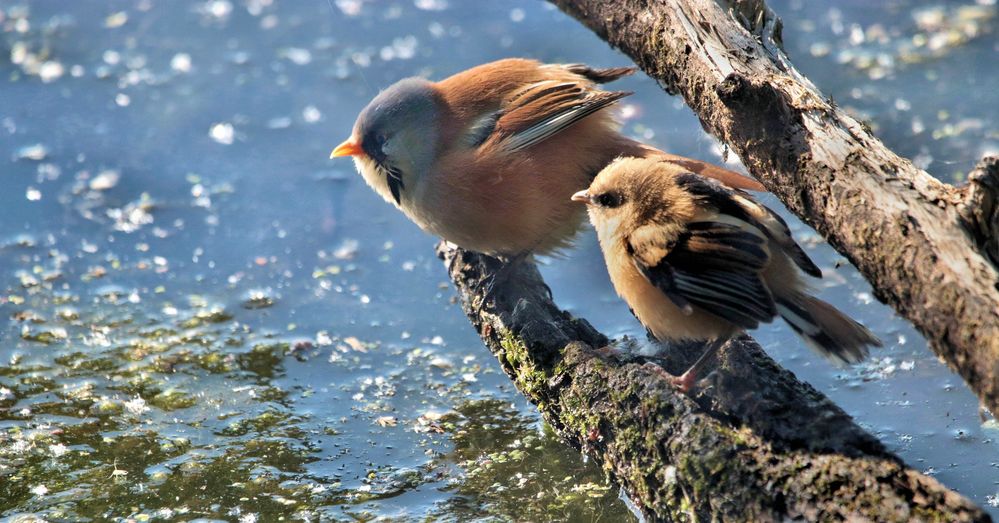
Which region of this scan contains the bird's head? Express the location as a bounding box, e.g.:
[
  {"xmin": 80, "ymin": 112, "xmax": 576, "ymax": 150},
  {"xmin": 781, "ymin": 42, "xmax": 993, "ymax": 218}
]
[
  {"xmin": 331, "ymin": 77, "xmax": 442, "ymax": 205},
  {"xmin": 571, "ymin": 157, "xmax": 688, "ymax": 240}
]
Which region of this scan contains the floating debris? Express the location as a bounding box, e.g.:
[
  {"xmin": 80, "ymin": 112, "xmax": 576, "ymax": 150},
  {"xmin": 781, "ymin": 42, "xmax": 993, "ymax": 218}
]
[
  {"xmin": 89, "ymin": 169, "xmax": 120, "ymax": 191},
  {"xmin": 341, "ymin": 336, "xmax": 369, "ymax": 352},
  {"xmin": 38, "ymin": 61, "xmax": 65, "ymax": 83},
  {"xmin": 210, "ymin": 122, "xmax": 235, "ymax": 145},
  {"xmin": 107, "ymin": 195, "xmax": 155, "ymax": 233},
  {"xmin": 16, "ymin": 144, "xmax": 48, "ymax": 161},
  {"xmin": 333, "ymin": 239, "xmax": 359, "ymax": 260},
  {"xmin": 267, "ymin": 116, "xmax": 292, "ymax": 129},
  {"xmin": 243, "ymin": 288, "xmax": 276, "ymax": 309},
  {"xmin": 379, "ymin": 35, "xmax": 418, "ymax": 61},
  {"xmin": 170, "ymin": 52, "xmax": 192, "ymax": 73},
  {"xmin": 105, "ymin": 11, "xmax": 129, "ymax": 28},
  {"xmin": 281, "ymin": 47, "xmax": 312, "ymax": 65},
  {"xmin": 375, "ymin": 415, "xmax": 398, "ymax": 427},
  {"xmin": 302, "ymin": 105, "xmax": 322, "ymax": 123},
  {"xmin": 415, "ymin": 0, "xmax": 448, "ymax": 11},
  {"xmin": 20, "ymin": 325, "xmax": 68, "ymax": 344},
  {"xmin": 335, "ymin": 0, "xmax": 363, "ymax": 16},
  {"xmin": 123, "ymin": 395, "xmax": 150, "ymax": 416},
  {"xmin": 200, "ymin": 0, "xmax": 234, "ymax": 21}
]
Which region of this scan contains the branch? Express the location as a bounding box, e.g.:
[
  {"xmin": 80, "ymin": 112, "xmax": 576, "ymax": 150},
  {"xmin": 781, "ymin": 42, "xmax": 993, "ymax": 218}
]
[
  {"xmin": 960, "ymin": 157, "xmax": 999, "ymax": 267},
  {"xmin": 437, "ymin": 244, "xmax": 987, "ymax": 521},
  {"xmin": 548, "ymin": 0, "xmax": 999, "ymax": 414}
]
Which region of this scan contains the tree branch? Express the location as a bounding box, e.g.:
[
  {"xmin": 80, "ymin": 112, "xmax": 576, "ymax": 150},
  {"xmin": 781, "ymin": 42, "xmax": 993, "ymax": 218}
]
[
  {"xmin": 437, "ymin": 244, "xmax": 987, "ymax": 521},
  {"xmin": 547, "ymin": 0, "xmax": 999, "ymax": 414}
]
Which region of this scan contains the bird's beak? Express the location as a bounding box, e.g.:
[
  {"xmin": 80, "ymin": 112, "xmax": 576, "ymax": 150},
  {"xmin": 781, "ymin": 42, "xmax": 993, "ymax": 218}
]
[
  {"xmin": 330, "ymin": 139, "xmax": 364, "ymax": 159},
  {"xmin": 571, "ymin": 190, "xmax": 592, "ymax": 204}
]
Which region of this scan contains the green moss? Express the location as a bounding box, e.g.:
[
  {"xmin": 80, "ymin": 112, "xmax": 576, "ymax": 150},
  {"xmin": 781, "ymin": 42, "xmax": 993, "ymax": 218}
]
[{"xmin": 498, "ymin": 331, "xmax": 551, "ymax": 399}]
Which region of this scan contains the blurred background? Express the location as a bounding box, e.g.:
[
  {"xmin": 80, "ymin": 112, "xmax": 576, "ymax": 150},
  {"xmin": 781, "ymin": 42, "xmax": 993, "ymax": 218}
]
[{"xmin": 1, "ymin": 0, "xmax": 996, "ymax": 520}]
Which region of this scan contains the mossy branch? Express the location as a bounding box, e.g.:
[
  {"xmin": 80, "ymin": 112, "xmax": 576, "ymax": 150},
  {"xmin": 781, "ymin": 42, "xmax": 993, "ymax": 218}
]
[{"xmin": 437, "ymin": 244, "xmax": 988, "ymax": 522}]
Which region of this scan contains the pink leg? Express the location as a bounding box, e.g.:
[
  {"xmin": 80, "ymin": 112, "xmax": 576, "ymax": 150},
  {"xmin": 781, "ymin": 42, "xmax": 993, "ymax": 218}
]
[{"xmin": 643, "ymin": 338, "xmax": 727, "ymax": 394}]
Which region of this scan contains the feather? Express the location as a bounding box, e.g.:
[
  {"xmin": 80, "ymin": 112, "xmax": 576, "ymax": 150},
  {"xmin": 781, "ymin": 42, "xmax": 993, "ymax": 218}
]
[
  {"xmin": 677, "ymin": 173, "xmax": 821, "ymax": 277},
  {"xmin": 652, "ymin": 152, "xmax": 765, "ymax": 191},
  {"xmin": 560, "ymin": 63, "xmax": 636, "ymax": 84},
  {"xmin": 386, "ymin": 165, "xmax": 405, "ymax": 205},
  {"xmin": 491, "ymin": 81, "xmax": 631, "ymax": 153},
  {"xmin": 631, "ymin": 220, "xmax": 777, "ymax": 330},
  {"xmin": 756, "ymin": 204, "xmax": 822, "ymax": 278},
  {"xmin": 462, "ymin": 112, "xmax": 500, "ymax": 148}
]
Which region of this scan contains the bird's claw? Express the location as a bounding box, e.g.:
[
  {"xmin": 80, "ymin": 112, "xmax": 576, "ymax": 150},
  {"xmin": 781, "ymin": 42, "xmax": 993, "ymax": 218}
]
[{"xmin": 642, "ymin": 362, "xmax": 696, "ymax": 395}]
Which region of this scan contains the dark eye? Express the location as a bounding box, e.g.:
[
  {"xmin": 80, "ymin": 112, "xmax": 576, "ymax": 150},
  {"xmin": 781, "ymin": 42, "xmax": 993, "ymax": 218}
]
[
  {"xmin": 596, "ymin": 192, "xmax": 623, "ymax": 208},
  {"xmin": 363, "ymin": 132, "xmax": 390, "ymax": 161}
]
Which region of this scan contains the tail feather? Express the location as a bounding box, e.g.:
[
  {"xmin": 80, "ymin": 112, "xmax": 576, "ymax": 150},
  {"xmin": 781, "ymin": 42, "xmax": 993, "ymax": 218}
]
[{"xmin": 776, "ymin": 293, "xmax": 881, "ymax": 365}]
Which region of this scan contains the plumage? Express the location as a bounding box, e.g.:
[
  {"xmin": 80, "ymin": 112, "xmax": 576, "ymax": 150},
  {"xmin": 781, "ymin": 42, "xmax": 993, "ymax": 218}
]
[
  {"xmin": 331, "ymin": 58, "xmax": 764, "ymax": 257},
  {"xmin": 492, "ymin": 83, "xmax": 632, "ymax": 153},
  {"xmin": 574, "ymin": 157, "xmax": 881, "ymax": 391}
]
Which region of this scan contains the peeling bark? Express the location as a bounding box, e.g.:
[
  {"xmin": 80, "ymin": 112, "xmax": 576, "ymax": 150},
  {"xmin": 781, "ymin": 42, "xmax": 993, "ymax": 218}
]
[
  {"xmin": 547, "ymin": 0, "xmax": 999, "ymax": 415},
  {"xmin": 961, "ymin": 157, "xmax": 999, "ymax": 267},
  {"xmin": 438, "ymin": 244, "xmax": 987, "ymax": 521}
]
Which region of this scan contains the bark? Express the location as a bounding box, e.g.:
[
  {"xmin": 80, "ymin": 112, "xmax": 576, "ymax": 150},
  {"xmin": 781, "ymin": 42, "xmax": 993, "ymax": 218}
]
[
  {"xmin": 547, "ymin": 0, "xmax": 999, "ymax": 415},
  {"xmin": 437, "ymin": 244, "xmax": 988, "ymax": 522}
]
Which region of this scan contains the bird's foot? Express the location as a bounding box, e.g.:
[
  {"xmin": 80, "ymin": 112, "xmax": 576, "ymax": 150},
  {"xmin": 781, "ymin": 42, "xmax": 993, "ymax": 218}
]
[{"xmin": 642, "ymin": 362, "xmax": 698, "ymax": 395}]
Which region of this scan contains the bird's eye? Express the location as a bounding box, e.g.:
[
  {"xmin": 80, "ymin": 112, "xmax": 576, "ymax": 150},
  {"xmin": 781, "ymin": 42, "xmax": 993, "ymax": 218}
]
[
  {"xmin": 365, "ymin": 133, "xmax": 391, "ymax": 161},
  {"xmin": 596, "ymin": 192, "xmax": 624, "ymax": 208}
]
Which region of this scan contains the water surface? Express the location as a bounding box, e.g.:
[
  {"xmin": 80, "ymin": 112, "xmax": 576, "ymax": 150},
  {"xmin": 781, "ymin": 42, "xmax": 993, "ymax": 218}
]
[{"xmin": 1, "ymin": 0, "xmax": 997, "ymax": 520}]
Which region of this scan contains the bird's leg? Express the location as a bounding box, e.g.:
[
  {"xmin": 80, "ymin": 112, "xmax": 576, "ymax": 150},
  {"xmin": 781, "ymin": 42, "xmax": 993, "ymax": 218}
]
[
  {"xmin": 673, "ymin": 337, "xmax": 727, "ymax": 393},
  {"xmin": 644, "ymin": 337, "xmax": 727, "ymax": 394}
]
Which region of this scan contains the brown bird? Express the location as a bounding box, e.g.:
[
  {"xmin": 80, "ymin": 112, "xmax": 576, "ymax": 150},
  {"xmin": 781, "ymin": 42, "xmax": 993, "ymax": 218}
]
[
  {"xmin": 572, "ymin": 157, "xmax": 880, "ymax": 392},
  {"xmin": 330, "ymin": 58, "xmax": 762, "ymax": 261}
]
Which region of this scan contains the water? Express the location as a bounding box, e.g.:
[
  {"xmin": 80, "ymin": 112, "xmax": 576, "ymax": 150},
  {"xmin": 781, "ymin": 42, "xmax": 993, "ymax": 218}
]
[{"xmin": 0, "ymin": 0, "xmax": 996, "ymax": 520}]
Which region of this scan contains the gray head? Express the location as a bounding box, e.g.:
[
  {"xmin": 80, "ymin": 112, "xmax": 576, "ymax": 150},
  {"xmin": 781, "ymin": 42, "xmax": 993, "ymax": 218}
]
[{"xmin": 332, "ymin": 77, "xmax": 442, "ymax": 204}]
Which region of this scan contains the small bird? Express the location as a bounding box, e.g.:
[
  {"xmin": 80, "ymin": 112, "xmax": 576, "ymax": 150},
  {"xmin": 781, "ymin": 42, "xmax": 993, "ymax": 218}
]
[
  {"xmin": 330, "ymin": 58, "xmax": 762, "ymax": 261},
  {"xmin": 572, "ymin": 157, "xmax": 881, "ymax": 392}
]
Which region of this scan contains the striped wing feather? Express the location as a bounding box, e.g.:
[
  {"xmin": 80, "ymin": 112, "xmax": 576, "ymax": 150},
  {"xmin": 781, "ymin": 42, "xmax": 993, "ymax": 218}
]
[{"xmin": 633, "ymin": 221, "xmax": 777, "ymax": 330}]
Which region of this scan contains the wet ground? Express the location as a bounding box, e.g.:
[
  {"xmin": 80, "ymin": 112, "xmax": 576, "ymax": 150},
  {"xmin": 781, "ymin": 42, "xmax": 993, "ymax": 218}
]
[{"xmin": 1, "ymin": 0, "xmax": 996, "ymax": 521}]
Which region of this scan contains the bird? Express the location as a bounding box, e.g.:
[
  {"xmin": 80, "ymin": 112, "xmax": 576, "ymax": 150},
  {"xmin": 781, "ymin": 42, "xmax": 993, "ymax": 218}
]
[
  {"xmin": 330, "ymin": 58, "xmax": 763, "ymax": 264},
  {"xmin": 571, "ymin": 156, "xmax": 881, "ymax": 393}
]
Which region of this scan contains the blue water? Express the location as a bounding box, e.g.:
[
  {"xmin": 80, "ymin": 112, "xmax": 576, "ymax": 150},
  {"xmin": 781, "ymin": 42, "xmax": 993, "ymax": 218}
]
[{"xmin": 1, "ymin": 0, "xmax": 996, "ymax": 520}]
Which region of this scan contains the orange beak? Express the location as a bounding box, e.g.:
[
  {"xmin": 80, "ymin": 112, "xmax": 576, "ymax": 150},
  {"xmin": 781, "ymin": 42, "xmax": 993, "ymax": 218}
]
[
  {"xmin": 570, "ymin": 190, "xmax": 592, "ymax": 204},
  {"xmin": 330, "ymin": 139, "xmax": 364, "ymax": 159}
]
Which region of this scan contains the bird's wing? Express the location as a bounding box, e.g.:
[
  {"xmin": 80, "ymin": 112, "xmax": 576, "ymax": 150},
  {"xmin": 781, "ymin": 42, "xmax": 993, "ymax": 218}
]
[
  {"xmin": 628, "ymin": 174, "xmax": 781, "ymax": 329},
  {"xmin": 729, "ymin": 192, "xmax": 822, "ymax": 277},
  {"xmin": 674, "ymin": 171, "xmax": 820, "ymax": 277},
  {"xmin": 631, "ymin": 220, "xmax": 777, "ymax": 329},
  {"xmin": 482, "ymin": 80, "xmax": 631, "ymax": 153}
]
